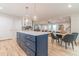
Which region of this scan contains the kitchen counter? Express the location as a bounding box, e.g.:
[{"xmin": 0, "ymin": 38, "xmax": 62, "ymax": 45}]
[{"xmin": 18, "ymin": 31, "xmax": 48, "ymax": 36}]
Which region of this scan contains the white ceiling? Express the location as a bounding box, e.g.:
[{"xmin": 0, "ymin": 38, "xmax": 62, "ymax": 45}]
[{"xmin": 0, "ymin": 3, "xmax": 79, "ymax": 20}]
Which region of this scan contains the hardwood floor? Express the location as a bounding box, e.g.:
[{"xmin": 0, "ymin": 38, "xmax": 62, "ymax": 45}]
[
  {"xmin": 0, "ymin": 39, "xmax": 26, "ymax": 56},
  {"xmin": 48, "ymin": 37, "xmax": 79, "ymax": 56},
  {"xmin": 0, "ymin": 37, "xmax": 79, "ymax": 56}
]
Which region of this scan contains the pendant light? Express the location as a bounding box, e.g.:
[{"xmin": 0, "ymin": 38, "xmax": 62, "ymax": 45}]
[{"xmin": 33, "ymin": 3, "xmax": 37, "ymax": 21}]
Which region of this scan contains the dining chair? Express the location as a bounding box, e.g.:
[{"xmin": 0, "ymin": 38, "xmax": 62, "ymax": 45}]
[
  {"xmin": 51, "ymin": 32, "xmax": 59, "ymax": 44},
  {"xmin": 72, "ymin": 32, "xmax": 78, "ymax": 46},
  {"xmin": 61, "ymin": 34, "xmax": 78, "ymax": 50}
]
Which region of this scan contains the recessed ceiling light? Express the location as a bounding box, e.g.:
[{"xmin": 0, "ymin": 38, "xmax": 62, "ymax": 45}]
[
  {"xmin": 68, "ymin": 4, "xmax": 72, "ymax": 8},
  {"xmin": 0, "ymin": 6, "xmax": 3, "ymax": 10}
]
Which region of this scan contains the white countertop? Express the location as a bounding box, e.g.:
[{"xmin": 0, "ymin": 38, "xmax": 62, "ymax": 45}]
[{"xmin": 18, "ymin": 31, "xmax": 48, "ymax": 36}]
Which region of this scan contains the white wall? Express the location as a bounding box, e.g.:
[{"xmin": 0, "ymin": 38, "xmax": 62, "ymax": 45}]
[
  {"xmin": 71, "ymin": 14, "xmax": 79, "ymax": 33},
  {"xmin": 13, "ymin": 17, "xmax": 22, "ymax": 39},
  {"xmin": 0, "ymin": 13, "xmax": 21, "ymax": 40}
]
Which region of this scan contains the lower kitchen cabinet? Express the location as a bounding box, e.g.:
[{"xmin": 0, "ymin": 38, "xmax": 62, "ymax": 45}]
[{"xmin": 17, "ymin": 32, "xmax": 48, "ymax": 56}]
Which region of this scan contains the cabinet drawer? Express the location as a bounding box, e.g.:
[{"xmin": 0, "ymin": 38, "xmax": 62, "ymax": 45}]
[
  {"xmin": 19, "ymin": 33, "xmax": 36, "ymax": 42},
  {"xmin": 24, "ymin": 35, "xmax": 36, "ymax": 42},
  {"xmin": 24, "ymin": 39, "xmax": 35, "ymax": 52},
  {"xmin": 25, "ymin": 47, "xmax": 35, "ymax": 56},
  {"xmin": 18, "ymin": 40, "xmax": 35, "ymax": 56},
  {"xmin": 18, "ymin": 36, "xmax": 35, "ymax": 51}
]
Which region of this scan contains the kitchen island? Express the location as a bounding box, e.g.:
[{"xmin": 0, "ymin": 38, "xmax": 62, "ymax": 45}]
[{"xmin": 17, "ymin": 31, "xmax": 48, "ymax": 56}]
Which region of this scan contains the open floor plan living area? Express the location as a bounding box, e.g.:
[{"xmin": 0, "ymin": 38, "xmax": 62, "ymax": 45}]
[{"xmin": 0, "ymin": 3, "xmax": 79, "ymax": 56}]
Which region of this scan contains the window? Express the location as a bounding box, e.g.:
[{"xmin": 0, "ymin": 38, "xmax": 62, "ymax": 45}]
[
  {"xmin": 52, "ymin": 24, "xmax": 58, "ymax": 32},
  {"xmin": 48, "ymin": 23, "xmax": 58, "ymax": 32}
]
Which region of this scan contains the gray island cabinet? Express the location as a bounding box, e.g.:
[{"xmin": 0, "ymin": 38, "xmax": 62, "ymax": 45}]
[{"xmin": 17, "ymin": 31, "xmax": 48, "ymax": 56}]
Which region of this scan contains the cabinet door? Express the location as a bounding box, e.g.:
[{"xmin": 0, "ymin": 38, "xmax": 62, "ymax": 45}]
[{"xmin": 36, "ymin": 34, "xmax": 48, "ymax": 56}]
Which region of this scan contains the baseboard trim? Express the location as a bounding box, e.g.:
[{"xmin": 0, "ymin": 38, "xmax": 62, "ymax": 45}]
[{"xmin": 0, "ymin": 37, "xmax": 16, "ymax": 40}]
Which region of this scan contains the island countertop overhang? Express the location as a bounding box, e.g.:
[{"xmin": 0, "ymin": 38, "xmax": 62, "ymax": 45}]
[{"xmin": 17, "ymin": 31, "xmax": 49, "ymax": 36}]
